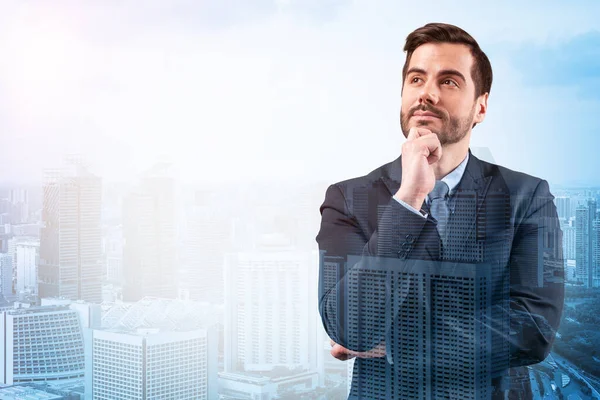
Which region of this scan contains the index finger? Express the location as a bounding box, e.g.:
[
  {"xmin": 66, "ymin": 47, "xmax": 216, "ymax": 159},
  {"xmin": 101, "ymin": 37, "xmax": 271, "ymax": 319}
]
[{"xmin": 407, "ymin": 126, "xmax": 433, "ymax": 141}]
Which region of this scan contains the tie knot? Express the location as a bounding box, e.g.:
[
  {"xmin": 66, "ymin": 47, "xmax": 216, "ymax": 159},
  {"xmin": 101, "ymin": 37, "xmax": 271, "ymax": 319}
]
[{"xmin": 429, "ymin": 180, "xmax": 449, "ymax": 201}]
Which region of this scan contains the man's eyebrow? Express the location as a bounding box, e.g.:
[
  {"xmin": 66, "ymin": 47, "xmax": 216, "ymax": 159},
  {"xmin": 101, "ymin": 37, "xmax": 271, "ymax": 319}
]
[
  {"xmin": 406, "ymin": 67, "xmax": 467, "ymax": 83},
  {"xmin": 406, "ymin": 67, "xmax": 427, "ymax": 76},
  {"xmin": 438, "ymin": 69, "xmax": 467, "ymax": 83}
]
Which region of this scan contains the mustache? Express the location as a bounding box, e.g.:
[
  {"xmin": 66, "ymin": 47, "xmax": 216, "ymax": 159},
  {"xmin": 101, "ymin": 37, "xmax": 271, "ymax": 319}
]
[{"xmin": 409, "ymin": 104, "xmax": 445, "ymax": 119}]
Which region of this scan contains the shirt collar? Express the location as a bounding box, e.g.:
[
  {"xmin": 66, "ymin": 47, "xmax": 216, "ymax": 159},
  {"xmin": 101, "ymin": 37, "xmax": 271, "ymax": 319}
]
[{"xmin": 440, "ymin": 152, "xmax": 469, "ymax": 196}]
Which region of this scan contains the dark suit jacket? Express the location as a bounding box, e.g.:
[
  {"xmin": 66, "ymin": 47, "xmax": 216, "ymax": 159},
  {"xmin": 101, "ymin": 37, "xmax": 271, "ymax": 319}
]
[{"xmin": 316, "ymin": 149, "xmax": 564, "ymax": 399}]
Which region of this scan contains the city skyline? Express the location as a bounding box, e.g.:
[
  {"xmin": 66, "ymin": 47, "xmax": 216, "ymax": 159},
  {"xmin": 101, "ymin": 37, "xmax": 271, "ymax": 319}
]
[
  {"xmin": 0, "ymin": 1, "xmax": 599, "ymax": 398},
  {"xmin": 0, "ymin": 165, "xmax": 599, "ymax": 397}
]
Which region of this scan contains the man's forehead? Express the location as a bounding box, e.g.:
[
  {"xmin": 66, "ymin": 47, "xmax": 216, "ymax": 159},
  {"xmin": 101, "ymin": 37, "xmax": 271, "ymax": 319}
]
[{"xmin": 408, "ymin": 43, "xmax": 473, "ymax": 74}]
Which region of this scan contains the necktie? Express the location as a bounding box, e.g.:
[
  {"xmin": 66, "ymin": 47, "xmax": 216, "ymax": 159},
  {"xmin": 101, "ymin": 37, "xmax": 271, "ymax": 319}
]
[{"xmin": 428, "ymin": 180, "xmax": 450, "ymax": 245}]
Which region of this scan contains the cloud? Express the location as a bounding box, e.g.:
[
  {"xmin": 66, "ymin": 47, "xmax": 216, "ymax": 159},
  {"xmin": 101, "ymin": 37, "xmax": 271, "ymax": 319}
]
[
  {"xmin": 509, "ymin": 31, "xmax": 600, "ymax": 95},
  {"xmin": 0, "ymin": 1, "xmax": 599, "ymax": 185}
]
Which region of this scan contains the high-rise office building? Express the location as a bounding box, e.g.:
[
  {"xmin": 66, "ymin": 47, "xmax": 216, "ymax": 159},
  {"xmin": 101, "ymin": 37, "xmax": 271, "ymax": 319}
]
[
  {"xmin": 224, "ymin": 234, "xmax": 320, "ymax": 374},
  {"xmin": 9, "ymin": 189, "xmax": 28, "ymax": 205},
  {"xmin": 0, "ymin": 253, "xmax": 13, "ymax": 301},
  {"xmin": 0, "ymin": 224, "xmax": 11, "ymax": 253},
  {"xmin": 0, "ymin": 305, "xmax": 85, "ymax": 385},
  {"xmin": 8, "ymin": 188, "xmax": 29, "ymax": 225},
  {"xmin": 15, "ymin": 241, "xmax": 39, "ymax": 296},
  {"xmin": 561, "ymin": 220, "xmax": 576, "ymax": 261},
  {"xmin": 181, "ymin": 190, "xmax": 231, "ymax": 303},
  {"xmin": 103, "ymin": 225, "xmax": 123, "ymax": 284},
  {"xmin": 344, "ymin": 256, "xmax": 508, "ymax": 400},
  {"xmin": 7, "ymin": 236, "xmax": 38, "ymax": 301},
  {"xmin": 594, "ymin": 219, "xmax": 600, "ymax": 287},
  {"xmin": 576, "ymin": 200, "xmax": 596, "ymax": 287},
  {"xmin": 122, "ymin": 164, "xmax": 177, "ymax": 301},
  {"xmin": 38, "ymin": 159, "xmax": 103, "ymax": 303},
  {"xmin": 555, "ymin": 196, "xmax": 571, "ymax": 220}
]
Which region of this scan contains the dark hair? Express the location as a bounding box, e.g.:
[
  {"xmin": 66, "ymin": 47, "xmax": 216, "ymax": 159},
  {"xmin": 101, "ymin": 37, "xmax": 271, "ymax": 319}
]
[{"xmin": 402, "ymin": 23, "xmax": 492, "ymax": 99}]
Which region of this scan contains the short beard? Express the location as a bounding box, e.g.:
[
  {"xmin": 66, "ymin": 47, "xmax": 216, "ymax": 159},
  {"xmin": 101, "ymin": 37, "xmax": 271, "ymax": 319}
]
[{"xmin": 400, "ymin": 103, "xmax": 475, "ymax": 146}]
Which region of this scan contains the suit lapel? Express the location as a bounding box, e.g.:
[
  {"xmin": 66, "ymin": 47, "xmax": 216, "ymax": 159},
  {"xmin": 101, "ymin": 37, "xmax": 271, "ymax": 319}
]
[{"xmin": 445, "ymin": 150, "xmax": 493, "ymax": 261}]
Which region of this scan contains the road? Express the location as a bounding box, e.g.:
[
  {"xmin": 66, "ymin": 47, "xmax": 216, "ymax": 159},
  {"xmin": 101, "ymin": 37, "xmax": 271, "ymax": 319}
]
[{"xmin": 537, "ymin": 353, "xmax": 600, "ymax": 399}]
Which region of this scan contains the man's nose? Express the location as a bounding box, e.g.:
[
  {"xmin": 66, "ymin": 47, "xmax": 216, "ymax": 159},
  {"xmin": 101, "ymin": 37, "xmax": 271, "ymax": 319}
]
[{"xmin": 418, "ymin": 81, "xmax": 439, "ymax": 105}]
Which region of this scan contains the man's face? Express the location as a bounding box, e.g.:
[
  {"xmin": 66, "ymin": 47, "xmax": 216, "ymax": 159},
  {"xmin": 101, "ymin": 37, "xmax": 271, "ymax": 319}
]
[{"xmin": 400, "ymin": 42, "xmax": 487, "ymax": 145}]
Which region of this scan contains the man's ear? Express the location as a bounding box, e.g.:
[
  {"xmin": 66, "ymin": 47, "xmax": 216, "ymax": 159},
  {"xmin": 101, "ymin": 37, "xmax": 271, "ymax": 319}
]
[{"xmin": 473, "ymin": 92, "xmax": 489, "ymax": 125}]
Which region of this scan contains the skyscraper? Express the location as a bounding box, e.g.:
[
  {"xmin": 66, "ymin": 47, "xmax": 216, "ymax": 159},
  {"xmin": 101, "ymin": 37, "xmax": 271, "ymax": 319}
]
[
  {"xmin": 181, "ymin": 189, "xmax": 231, "ymax": 303},
  {"xmin": 576, "ymin": 200, "xmax": 596, "ymax": 287},
  {"xmin": 594, "ymin": 218, "xmax": 600, "ymax": 287},
  {"xmin": 345, "ymin": 257, "xmax": 508, "ymax": 400},
  {"xmin": 103, "ymin": 225, "xmax": 123, "ymax": 284},
  {"xmin": 561, "ymin": 219, "xmax": 576, "ymax": 261},
  {"xmin": 555, "ymin": 196, "xmax": 571, "ymax": 220},
  {"xmin": 16, "ymin": 241, "xmax": 39, "ymax": 296},
  {"xmin": 0, "ymin": 253, "xmax": 13, "ymax": 301},
  {"xmin": 8, "ymin": 188, "xmax": 29, "ymax": 225},
  {"xmin": 224, "ymin": 234, "xmax": 320, "ymax": 374},
  {"xmin": 38, "ymin": 159, "xmax": 103, "ymax": 303},
  {"xmin": 122, "ymin": 163, "xmax": 177, "ymax": 301}
]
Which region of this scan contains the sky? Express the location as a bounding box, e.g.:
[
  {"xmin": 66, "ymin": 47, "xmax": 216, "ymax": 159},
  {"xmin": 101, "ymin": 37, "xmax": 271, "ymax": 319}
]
[{"xmin": 0, "ymin": 0, "xmax": 599, "ymax": 187}]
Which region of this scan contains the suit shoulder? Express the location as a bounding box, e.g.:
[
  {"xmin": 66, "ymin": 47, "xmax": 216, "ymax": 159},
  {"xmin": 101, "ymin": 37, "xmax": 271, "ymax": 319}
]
[
  {"xmin": 478, "ymin": 158, "xmax": 556, "ymax": 222},
  {"xmin": 481, "ymin": 159, "xmax": 548, "ymax": 193},
  {"xmin": 329, "ymin": 160, "xmax": 394, "ymax": 191}
]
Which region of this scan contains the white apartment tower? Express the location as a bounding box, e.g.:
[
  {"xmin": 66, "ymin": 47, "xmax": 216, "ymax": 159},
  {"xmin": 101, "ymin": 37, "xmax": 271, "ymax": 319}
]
[
  {"xmin": 16, "ymin": 241, "xmax": 39, "ymax": 295},
  {"xmin": 224, "ymin": 233, "xmax": 320, "ymax": 373}
]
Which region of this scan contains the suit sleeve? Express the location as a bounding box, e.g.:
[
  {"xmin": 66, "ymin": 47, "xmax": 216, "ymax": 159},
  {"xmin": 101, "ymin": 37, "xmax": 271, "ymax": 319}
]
[
  {"xmin": 507, "ymin": 179, "xmax": 565, "ymax": 367},
  {"xmin": 394, "ymin": 196, "xmax": 429, "ymax": 218},
  {"xmin": 315, "ymin": 183, "xmax": 439, "ymax": 352}
]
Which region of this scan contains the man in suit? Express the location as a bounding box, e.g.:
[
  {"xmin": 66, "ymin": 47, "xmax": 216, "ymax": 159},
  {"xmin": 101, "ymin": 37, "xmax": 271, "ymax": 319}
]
[{"xmin": 316, "ymin": 23, "xmax": 564, "ymax": 399}]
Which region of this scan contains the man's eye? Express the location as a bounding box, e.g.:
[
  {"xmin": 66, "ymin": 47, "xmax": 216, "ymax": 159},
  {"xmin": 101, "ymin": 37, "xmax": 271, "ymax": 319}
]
[
  {"xmin": 411, "ymin": 77, "xmax": 422, "ymax": 83},
  {"xmin": 443, "ymin": 79, "xmax": 457, "ymax": 86}
]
